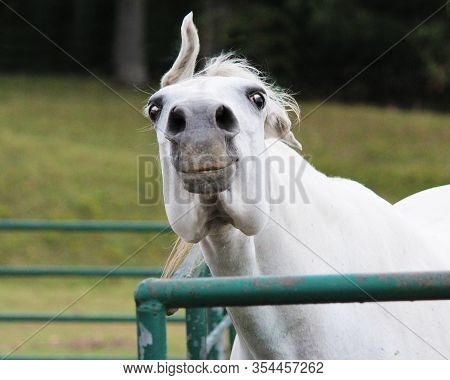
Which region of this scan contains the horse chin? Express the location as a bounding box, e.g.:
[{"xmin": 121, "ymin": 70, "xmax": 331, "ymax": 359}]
[{"xmin": 179, "ymin": 164, "xmax": 236, "ymax": 194}]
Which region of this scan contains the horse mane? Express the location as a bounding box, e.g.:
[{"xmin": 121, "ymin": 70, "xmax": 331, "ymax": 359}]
[{"xmin": 162, "ymin": 238, "xmax": 194, "ymax": 278}]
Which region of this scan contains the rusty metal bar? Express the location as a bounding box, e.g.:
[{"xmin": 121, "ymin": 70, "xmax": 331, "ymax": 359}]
[{"xmin": 135, "ymin": 271, "xmax": 450, "ymax": 309}]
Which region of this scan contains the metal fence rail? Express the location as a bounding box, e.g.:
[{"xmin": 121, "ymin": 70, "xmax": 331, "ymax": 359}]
[
  {"xmin": 0, "ymin": 218, "xmax": 232, "ymax": 360},
  {"xmin": 0, "ymin": 266, "xmax": 162, "ymax": 277},
  {"xmin": 7, "ymin": 355, "xmax": 136, "ymax": 360},
  {"xmin": 0, "ymin": 266, "xmax": 169, "ymax": 360},
  {"xmin": 0, "ymin": 218, "xmax": 173, "ymax": 359},
  {"xmin": 135, "ymin": 271, "xmax": 450, "ymax": 359},
  {"xmin": 0, "ymin": 313, "xmax": 184, "ymax": 323},
  {"xmin": 0, "ymin": 219, "xmax": 172, "ymax": 232}
]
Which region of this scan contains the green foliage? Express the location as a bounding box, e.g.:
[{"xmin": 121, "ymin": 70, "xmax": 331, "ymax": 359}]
[
  {"xmin": 1, "ymin": 1, "xmax": 448, "ymax": 105},
  {"xmin": 218, "ymin": 0, "xmax": 449, "ymax": 106}
]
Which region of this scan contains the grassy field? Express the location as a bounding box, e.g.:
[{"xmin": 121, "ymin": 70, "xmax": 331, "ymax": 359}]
[
  {"xmin": 0, "ymin": 277, "xmax": 188, "ymax": 358},
  {"xmin": 0, "ymin": 75, "xmax": 449, "ymax": 358}
]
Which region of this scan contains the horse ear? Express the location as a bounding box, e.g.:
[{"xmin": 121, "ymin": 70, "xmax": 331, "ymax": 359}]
[
  {"xmin": 161, "ymin": 12, "xmax": 200, "ymax": 87},
  {"xmin": 265, "ymin": 102, "xmax": 302, "ymax": 150}
]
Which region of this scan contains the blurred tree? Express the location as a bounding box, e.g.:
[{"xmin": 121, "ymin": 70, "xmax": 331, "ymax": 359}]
[
  {"xmin": 113, "ymin": 0, "xmax": 148, "ymax": 85},
  {"xmin": 0, "ymin": 0, "xmax": 447, "ymax": 106},
  {"xmin": 199, "ymin": 0, "xmax": 232, "ymax": 57},
  {"xmin": 219, "ymin": 0, "xmax": 449, "ymax": 107},
  {"xmin": 70, "ymin": 0, "xmax": 99, "ymax": 69},
  {"xmin": 144, "ymin": 0, "xmax": 202, "ymax": 83}
]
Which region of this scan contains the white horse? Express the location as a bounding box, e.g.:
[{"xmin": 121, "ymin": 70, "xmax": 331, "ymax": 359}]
[{"xmin": 145, "ymin": 13, "xmax": 450, "ymax": 359}]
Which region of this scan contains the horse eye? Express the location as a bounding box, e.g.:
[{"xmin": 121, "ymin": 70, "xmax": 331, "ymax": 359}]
[
  {"xmin": 148, "ymin": 104, "xmax": 161, "ymax": 122},
  {"xmin": 249, "ymin": 92, "xmax": 265, "ymax": 110}
]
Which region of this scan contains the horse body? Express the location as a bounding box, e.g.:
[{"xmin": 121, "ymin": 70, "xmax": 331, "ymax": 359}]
[
  {"xmin": 201, "ymin": 139, "xmax": 450, "ymax": 359},
  {"xmin": 202, "ymin": 139, "xmax": 450, "ymax": 359},
  {"xmin": 146, "ymin": 13, "xmax": 450, "ymax": 359}
]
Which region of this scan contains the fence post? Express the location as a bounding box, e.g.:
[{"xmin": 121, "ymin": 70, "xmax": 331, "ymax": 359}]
[
  {"xmin": 185, "ymin": 258, "xmax": 210, "ymax": 359},
  {"xmin": 207, "ymin": 307, "xmax": 225, "ymax": 359},
  {"xmin": 136, "ymin": 301, "xmax": 167, "ymax": 359},
  {"xmin": 186, "ymin": 307, "xmax": 207, "ymax": 359}
]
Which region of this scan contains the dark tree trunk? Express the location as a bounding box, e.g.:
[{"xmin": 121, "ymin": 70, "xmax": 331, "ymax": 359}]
[
  {"xmin": 113, "ymin": 0, "xmax": 148, "ymax": 85},
  {"xmin": 200, "ymin": 0, "xmax": 231, "ymax": 57}
]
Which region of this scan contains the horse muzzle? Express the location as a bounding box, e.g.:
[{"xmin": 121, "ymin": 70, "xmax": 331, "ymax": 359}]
[
  {"xmin": 179, "ymin": 162, "xmax": 237, "ymax": 194},
  {"xmin": 172, "ymin": 134, "xmax": 238, "ymax": 194},
  {"xmin": 166, "ymin": 100, "xmax": 240, "ymax": 194}
]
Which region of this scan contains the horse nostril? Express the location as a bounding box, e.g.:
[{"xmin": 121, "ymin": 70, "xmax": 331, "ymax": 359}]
[
  {"xmin": 215, "ymin": 105, "xmax": 238, "ymax": 135},
  {"xmin": 167, "ymin": 106, "xmax": 186, "ymax": 135}
]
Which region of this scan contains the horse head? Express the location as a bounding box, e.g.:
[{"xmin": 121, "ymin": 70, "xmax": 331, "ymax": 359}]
[{"xmin": 145, "ymin": 12, "xmax": 301, "ymax": 242}]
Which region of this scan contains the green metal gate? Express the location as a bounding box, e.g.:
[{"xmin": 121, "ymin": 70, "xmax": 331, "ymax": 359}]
[
  {"xmin": 3, "ymin": 219, "xmax": 450, "ymax": 360},
  {"xmin": 0, "ymin": 219, "xmax": 173, "ymax": 359},
  {"xmin": 0, "ymin": 218, "xmax": 234, "ymax": 360},
  {"xmin": 135, "ymin": 271, "xmax": 450, "ymax": 359}
]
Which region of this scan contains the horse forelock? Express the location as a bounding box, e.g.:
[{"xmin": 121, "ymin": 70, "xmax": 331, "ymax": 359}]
[{"xmin": 197, "ymin": 53, "xmax": 301, "ymax": 148}]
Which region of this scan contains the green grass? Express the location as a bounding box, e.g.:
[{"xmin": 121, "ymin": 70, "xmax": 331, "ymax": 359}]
[
  {"xmin": 0, "ymin": 75, "xmax": 170, "ymax": 266},
  {"xmin": 0, "ymin": 278, "xmax": 187, "ymax": 358},
  {"xmin": 0, "ymin": 75, "xmax": 449, "ymax": 358},
  {"xmin": 300, "ymin": 103, "xmax": 450, "ymax": 201}
]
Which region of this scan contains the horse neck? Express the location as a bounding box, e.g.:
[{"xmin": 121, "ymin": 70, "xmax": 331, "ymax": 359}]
[
  {"xmin": 201, "ymin": 143, "xmax": 436, "ymax": 277},
  {"xmin": 261, "ymin": 145, "xmax": 436, "ymax": 273},
  {"xmin": 200, "ymin": 225, "xmax": 258, "ymax": 277},
  {"xmin": 198, "ymin": 151, "xmax": 324, "ymax": 278}
]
